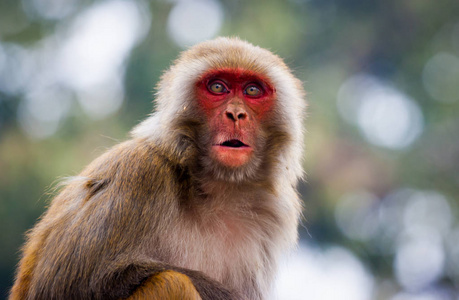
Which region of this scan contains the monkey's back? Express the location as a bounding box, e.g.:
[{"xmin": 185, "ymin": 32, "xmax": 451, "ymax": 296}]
[{"xmin": 10, "ymin": 139, "xmax": 185, "ymax": 299}]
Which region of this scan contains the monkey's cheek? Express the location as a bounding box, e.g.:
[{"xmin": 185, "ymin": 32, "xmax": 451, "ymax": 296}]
[{"xmin": 211, "ymin": 146, "xmax": 253, "ymax": 168}]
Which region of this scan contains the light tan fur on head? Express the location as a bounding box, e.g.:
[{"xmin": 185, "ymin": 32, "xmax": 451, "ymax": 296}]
[{"xmin": 133, "ymin": 37, "xmax": 306, "ymax": 185}]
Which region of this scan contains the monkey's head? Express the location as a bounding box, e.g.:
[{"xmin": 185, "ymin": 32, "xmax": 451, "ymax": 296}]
[{"xmin": 133, "ymin": 37, "xmax": 306, "ymax": 184}]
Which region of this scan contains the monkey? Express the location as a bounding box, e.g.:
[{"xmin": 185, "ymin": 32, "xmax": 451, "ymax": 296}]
[{"xmin": 10, "ymin": 37, "xmax": 306, "ymax": 300}]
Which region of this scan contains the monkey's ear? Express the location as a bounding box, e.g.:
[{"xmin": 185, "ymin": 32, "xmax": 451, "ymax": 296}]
[
  {"xmin": 84, "ymin": 178, "xmax": 110, "ymax": 201},
  {"xmin": 126, "ymin": 270, "xmax": 202, "ymax": 300}
]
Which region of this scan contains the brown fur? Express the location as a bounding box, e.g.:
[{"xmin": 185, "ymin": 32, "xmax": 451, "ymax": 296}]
[{"xmin": 10, "ymin": 37, "xmax": 306, "ymax": 300}]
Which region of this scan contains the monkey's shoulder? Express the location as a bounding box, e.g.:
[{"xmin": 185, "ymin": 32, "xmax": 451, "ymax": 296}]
[
  {"xmin": 82, "ymin": 138, "xmax": 172, "ymax": 176},
  {"xmin": 56, "ymin": 139, "xmax": 187, "ymax": 207}
]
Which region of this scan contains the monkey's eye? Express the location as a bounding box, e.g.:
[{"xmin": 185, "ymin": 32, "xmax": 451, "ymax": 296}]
[
  {"xmin": 208, "ymin": 81, "xmax": 228, "ymax": 94},
  {"xmin": 244, "ymin": 84, "xmax": 262, "ymax": 97}
]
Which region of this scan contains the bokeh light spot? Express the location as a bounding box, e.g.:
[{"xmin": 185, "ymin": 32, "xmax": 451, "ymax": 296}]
[
  {"xmin": 403, "ymin": 191, "xmax": 452, "ymax": 238},
  {"xmin": 76, "ymin": 77, "xmax": 124, "ymax": 120},
  {"xmin": 394, "ymin": 226, "xmax": 445, "ymax": 291},
  {"xmin": 337, "ymin": 74, "xmax": 424, "ymax": 150},
  {"xmin": 0, "ymin": 43, "xmax": 34, "ymax": 96},
  {"xmin": 422, "ymin": 52, "xmax": 459, "ymax": 103},
  {"xmin": 335, "ymin": 190, "xmax": 380, "ymax": 241},
  {"xmin": 55, "ymin": 0, "xmax": 150, "ymax": 120},
  {"xmin": 57, "ymin": 0, "xmax": 150, "ymax": 90},
  {"xmin": 17, "ymin": 85, "xmax": 72, "ymax": 139},
  {"xmin": 445, "ymin": 227, "xmax": 459, "ymax": 280},
  {"xmin": 167, "ymin": 0, "xmax": 224, "ymax": 48},
  {"xmin": 357, "ymin": 86, "xmax": 423, "ymax": 149},
  {"xmin": 275, "ymin": 244, "xmax": 374, "ymax": 300}
]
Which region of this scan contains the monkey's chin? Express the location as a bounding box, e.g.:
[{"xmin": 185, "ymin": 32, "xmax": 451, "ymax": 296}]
[{"xmin": 211, "ymin": 145, "xmax": 253, "ymax": 168}]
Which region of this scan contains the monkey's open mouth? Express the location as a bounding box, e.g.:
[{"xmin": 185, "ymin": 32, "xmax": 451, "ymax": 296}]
[
  {"xmin": 219, "ymin": 139, "xmax": 249, "ymax": 148},
  {"xmin": 212, "ymin": 140, "xmax": 253, "ymax": 166}
]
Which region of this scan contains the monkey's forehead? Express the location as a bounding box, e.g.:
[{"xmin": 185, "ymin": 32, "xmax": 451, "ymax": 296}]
[{"xmin": 176, "ymin": 37, "xmax": 290, "ymax": 78}]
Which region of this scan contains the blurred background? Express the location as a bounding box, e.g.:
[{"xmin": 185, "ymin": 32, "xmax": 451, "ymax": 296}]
[{"xmin": 0, "ymin": 0, "xmax": 458, "ymax": 299}]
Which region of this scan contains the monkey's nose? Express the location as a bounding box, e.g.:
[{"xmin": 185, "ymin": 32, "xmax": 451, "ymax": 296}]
[
  {"xmin": 225, "ymin": 106, "xmax": 248, "ymax": 122},
  {"xmin": 225, "ymin": 111, "xmax": 247, "ymax": 122}
]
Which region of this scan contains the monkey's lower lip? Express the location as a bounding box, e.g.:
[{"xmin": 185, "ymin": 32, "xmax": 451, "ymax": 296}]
[{"xmin": 212, "ymin": 142, "xmax": 253, "ymax": 167}]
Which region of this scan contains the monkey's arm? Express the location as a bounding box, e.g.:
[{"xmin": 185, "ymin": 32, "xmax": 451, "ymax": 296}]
[
  {"xmin": 127, "ymin": 270, "xmax": 202, "ymax": 299},
  {"xmin": 10, "ymin": 140, "xmax": 238, "ymax": 300},
  {"xmin": 101, "ymin": 263, "xmax": 237, "ymax": 300}
]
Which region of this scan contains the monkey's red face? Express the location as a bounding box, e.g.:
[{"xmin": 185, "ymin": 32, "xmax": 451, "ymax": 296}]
[{"xmin": 196, "ymin": 68, "xmax": 275, "ymax": 168}]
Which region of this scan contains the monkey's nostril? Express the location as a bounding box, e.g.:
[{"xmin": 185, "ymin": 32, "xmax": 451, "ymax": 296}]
[
  {"xmin": 225, "ymin": 112, "xmax": 236, "ymax": 121},
  {"xmin": 237, "ymin": 113, "xmax": 247, "ymax": 120}
]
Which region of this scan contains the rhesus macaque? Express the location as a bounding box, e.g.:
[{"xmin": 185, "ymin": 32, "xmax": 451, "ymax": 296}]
[{"xmin": 10, "ymin": 37, "xmax": 306, "ymax": 300}]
